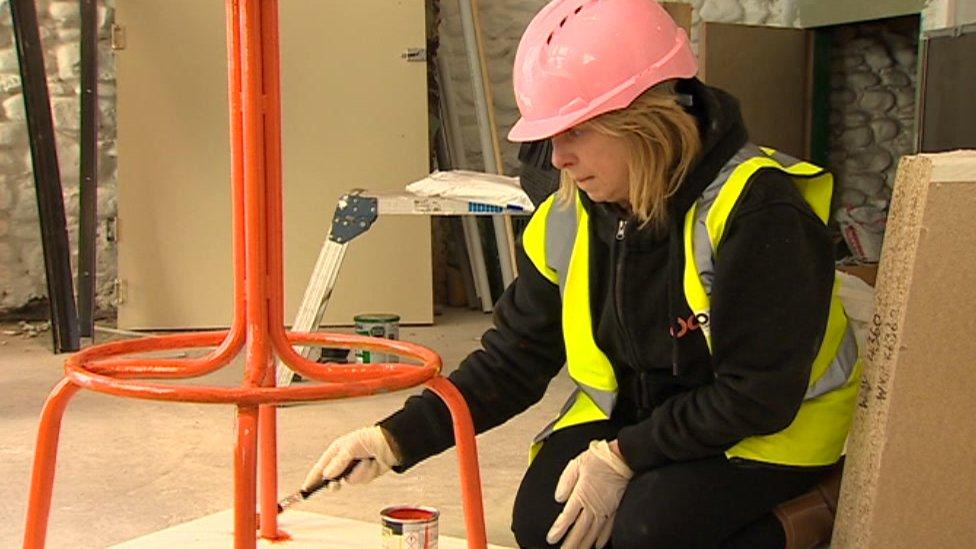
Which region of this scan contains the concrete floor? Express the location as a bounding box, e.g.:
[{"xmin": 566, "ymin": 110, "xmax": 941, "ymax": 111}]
[{"xmin": 2, "ymin": 308, "xmax": 574, "ymax": 548}]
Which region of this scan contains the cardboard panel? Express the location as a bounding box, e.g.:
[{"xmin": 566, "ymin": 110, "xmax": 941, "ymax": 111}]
[
  {"xmin": 699, "ymin": 23, "xmax": 809, "ymax": 158},
  {"xmin": 661, "ymin": 2, "xmax": 692, "ymax": 35},
  {"xmin": 920, "ymin": 31, "xmax": 976, "ymax": 152},
  {"xmin": 116, "ymin": 1, "xmax": 432, "ymax": 329},
  {"xmin": 833, "ymin": 151, "xmax": 976, "ymax": 548}
]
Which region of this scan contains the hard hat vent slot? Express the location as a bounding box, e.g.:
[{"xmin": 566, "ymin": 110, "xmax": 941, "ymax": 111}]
[{"xmin": 545, "ymin": 2, "xmax": 595, "ymax": 48}]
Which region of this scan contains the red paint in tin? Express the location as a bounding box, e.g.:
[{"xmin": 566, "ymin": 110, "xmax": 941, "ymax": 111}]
[{"xmin": 381, "ymin": 505, "xmax": 439, "ymax": 548}]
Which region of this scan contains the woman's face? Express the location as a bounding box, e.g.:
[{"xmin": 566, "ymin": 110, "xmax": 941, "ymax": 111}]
[{"xmin": 551, "ymin": 126, "xmax": 630, "ymax": 207}]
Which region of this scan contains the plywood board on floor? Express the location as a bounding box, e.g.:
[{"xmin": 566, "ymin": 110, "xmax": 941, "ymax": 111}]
[{"xmin": 110, "ymin": 510, "xmax": 512, "ymax": 548}]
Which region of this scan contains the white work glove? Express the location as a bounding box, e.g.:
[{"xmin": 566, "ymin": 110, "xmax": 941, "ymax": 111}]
[
  {"xmin": 546, "ymin": 440, "xmax": 634, "ymax": 549},
  {"xmin": 302, "ymin": 426, "xmax": 400, "ymax": 491}
]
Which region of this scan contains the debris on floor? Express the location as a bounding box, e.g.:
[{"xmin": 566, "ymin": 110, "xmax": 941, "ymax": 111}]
[{"xmin": 1, "ymin": 321, "xmax": 51, "ymax": 338}]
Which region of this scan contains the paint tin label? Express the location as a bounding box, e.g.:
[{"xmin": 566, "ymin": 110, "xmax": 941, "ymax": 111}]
[
  {"xmin": 381, "ymin": 506, "xmax": 439, "ymax": 549},
  {"xmin": 354, "ymin": 313, "xmax": 400, "ymax": 364}
]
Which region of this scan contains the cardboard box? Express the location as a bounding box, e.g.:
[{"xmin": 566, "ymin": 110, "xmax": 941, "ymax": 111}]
[{"xmin": 836, "ymin": 263, "xmax": 879, "ymax": 287}]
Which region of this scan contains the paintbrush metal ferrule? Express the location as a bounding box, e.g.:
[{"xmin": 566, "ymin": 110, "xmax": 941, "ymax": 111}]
[
  {"xmin": 276, "ymin": 491, "xmax": 307, "ymax": 513},
  {"xmin": 277, "ymin": 459, "xmax": 364, "ymax": 514}
]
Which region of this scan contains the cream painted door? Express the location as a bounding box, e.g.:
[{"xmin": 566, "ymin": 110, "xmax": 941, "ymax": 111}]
[{"xmin": 117, "ymin": 1, "xmax": 431, "ymax": 329}]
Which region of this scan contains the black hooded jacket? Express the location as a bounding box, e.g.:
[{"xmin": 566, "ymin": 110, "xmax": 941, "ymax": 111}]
[{"xmin": 380, "ymin": 80, "xmax": 835, "ymax": 472}]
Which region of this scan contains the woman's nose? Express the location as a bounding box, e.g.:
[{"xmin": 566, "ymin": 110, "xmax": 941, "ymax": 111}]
[{"xmin": 550, "ymin": 139, "xmax": 575, "ymax": 170}]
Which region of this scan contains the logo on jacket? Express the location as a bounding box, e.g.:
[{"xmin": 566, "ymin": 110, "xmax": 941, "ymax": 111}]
[{"xmin": 670, "ymin": 313, "xmax": 710, "ymax": 339}]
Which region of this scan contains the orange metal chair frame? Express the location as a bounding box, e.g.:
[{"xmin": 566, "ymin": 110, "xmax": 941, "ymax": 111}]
[{"xmin": 22, "ymin": 1, "xmax": 487, "ymax": 547}]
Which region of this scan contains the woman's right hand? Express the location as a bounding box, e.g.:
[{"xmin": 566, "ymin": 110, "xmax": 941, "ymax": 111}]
[{"xmin": 302, "ymin": 426, "xmax": 400, "ymax": 491}]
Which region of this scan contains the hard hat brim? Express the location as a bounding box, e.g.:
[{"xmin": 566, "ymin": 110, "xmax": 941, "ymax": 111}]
[{"xmin": 507, "ymin": 109, "xmax": 590, "ymax": 143}]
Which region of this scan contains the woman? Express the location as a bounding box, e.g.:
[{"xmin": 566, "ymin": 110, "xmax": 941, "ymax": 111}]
[{"xmin": 304, "ymin": 1, "xmax": 860, "ymax": 547}]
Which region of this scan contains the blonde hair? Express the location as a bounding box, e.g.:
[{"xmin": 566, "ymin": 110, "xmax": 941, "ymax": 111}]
[{"xmin": 557, "ymin": 81, "xmax": 702, "ymax": 230}]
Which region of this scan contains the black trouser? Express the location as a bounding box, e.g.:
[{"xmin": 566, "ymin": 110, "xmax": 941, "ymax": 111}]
[{"xmin": 511, "ymin": 421, "xmax": 831, "ymax": 549}]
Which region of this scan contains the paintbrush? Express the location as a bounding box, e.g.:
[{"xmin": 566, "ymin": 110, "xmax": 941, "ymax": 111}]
[{"xmin": 276, "ymin": 459, "xmax": 365, "ymax": 514}]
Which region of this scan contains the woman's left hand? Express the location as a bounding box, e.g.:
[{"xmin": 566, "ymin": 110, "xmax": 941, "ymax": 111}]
[{"xmin": 546, "ymin": 439, "xmax": 634, "ymax": 548}]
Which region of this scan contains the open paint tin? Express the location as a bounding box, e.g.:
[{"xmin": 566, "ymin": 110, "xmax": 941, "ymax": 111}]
[
  {"xmin": 381, "ymin": 506, "xmax": 439, "ymax": 548},
  {"xmin": 354, "ymin": 313, "xmax": 400, "ymax": 364}
]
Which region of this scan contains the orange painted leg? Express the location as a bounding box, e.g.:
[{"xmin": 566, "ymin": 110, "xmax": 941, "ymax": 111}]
[
  {"xmin": 23, "ymin": 379, "xmax": 81, "ymax": 549},
  {"xmin": 258, "ymin": 404, "xmax": 280, "ymax": 539},
  {"xmin": 426, "ymin": 377, "xmax": 487, "ymax": 549},
  {"xmin": 234, "ymin": 405, "xmax": 259, "ymax": 549}
]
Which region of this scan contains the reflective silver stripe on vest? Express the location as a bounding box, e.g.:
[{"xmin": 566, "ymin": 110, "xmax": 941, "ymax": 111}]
[
  {"xmin": 531, "ymin": 384, "xmax": 618, "ymax": 444},
  {"xmin": 542, "ymin": 195, "xmax": 617, "ymax": 425},
  {"xmin": 762, "ymin": 147, "xmax": 802, "ymax": 169},
  {"xmin": 545, "ymin": 200, "xmax": 579, "ymax": 298},
  {"xmin": 691, "ymin": 144, "xmax": 858, "ymax": 401},
  {"xmin": 693, "ymin": 144, "xmax": 764, "ymax": 294},
  {"xmin": 805, "ymin": 324, "xmax": 858, "ymax": 399},
  {"xmin": 533, "ymin": 388, "xmax": 580, "ymax": 444},
  {"xmin": 580, "ymin": 382, "xmax": 616, "ymax": 417}
]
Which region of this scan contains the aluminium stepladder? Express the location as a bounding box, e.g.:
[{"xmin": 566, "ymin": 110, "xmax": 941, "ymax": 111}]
[{"xmin": 276, "ymin": 189, "xmax": 530, "ymax": 387}]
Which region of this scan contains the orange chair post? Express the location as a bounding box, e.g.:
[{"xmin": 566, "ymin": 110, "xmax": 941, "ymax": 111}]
[
  {"xmin": 23, "ymin": 379, "xmax": 80, "ymax": 549},
  {"xmin": 235, "ymin": 406, "xmax": 260, "ymax": 544},
  {"xmin": 426, "ymin": 377, "xmax": 488, "ymax": 548},
  {"xmin": 21, "ymin": 0, "xmax": 486, "ymax": 547},
  {"xmin": 255, "ymin": 0, "xmax": 284, "ymax": 536}
]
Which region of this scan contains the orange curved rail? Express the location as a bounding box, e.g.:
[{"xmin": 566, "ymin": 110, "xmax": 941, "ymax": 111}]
[{"xmin": 21, "ymin": 1, "xmax": 486, "ymax": 547}]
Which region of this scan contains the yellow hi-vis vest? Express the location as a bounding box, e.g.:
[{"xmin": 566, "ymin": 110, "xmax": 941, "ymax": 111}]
[{"xmin": 521, "ymin": 144, "xmax": 862, "ymax": 466}]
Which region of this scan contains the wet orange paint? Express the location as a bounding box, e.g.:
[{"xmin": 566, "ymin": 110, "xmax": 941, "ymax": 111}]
[
  {"xmin": 269, "ymin": 532, "xmax": 293, "ymax": 543},
  {"xmin": 21, "ymin": 1, "xmax": 485, "ymax": 548},
  {"xmin": 254, "ymin": 519, "xmax": 292, "ymax": 543}
]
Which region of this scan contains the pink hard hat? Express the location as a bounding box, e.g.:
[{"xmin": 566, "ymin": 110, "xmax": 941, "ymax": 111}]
[{"xmin": 507, "ymin": 0, "xmax": 698, "ymax": 142}]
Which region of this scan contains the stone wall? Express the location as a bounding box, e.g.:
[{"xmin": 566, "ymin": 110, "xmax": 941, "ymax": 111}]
[{"xmin": 0, "ymin": 0, "xmax": 117, "ymax": 312}]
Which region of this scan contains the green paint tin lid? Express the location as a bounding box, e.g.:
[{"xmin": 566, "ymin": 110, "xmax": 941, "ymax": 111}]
[{"xmin": 354, "ymin": 313, "xmax": 400, "ymax": 323}]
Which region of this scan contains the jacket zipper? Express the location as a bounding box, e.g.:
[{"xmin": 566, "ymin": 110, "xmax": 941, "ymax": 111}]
[
  {"xmin": 612, "ymin": 219, "xmax": 649, "ymax": 410},
  {"xmin": 615, "ymin": 219, "xmax": 627, "ymax": 240}
]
